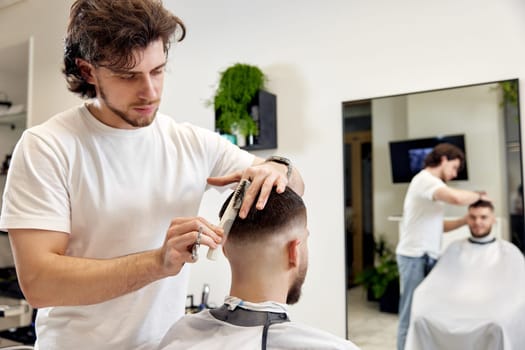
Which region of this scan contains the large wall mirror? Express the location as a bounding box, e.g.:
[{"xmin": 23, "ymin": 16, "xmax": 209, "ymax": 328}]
[{"xmin": 342, "ymin": 79, "xmax": 522, "ymax": 340}]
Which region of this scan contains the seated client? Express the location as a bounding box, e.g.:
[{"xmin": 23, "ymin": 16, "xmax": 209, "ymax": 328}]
[
  {"xmin": 157, "ymin": 186, "xmax": 359, "ymax": 350},
  {"xmin": 405, "ymin": 200, "xmax": 525, "ymax": 350}
]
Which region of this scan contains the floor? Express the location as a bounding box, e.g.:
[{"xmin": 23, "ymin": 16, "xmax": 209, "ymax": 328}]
[{"xmin": 347, "ymin": 286, "xmax": 398, "ymax": 350}]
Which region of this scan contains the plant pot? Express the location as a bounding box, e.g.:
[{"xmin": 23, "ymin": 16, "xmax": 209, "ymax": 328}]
[
  {"xmin": 379, "ymin": 278, "xmax": 399, "ymax": 314},
  {"xmin": 367, "ymin": 287, "xmax": 379, "ymax": 302},
  {"xmin": 233, "ymin": 130, "xmax": 246, "ymax": 147},
  {"xmin": 220, "ymin": 133, "xmax": 237, "ymax": 145}
]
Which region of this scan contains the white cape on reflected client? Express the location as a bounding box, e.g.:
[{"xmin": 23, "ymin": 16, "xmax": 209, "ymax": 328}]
[{"xmin": 405, "ymin": 235, "xmax": 525, "ymax": 350}]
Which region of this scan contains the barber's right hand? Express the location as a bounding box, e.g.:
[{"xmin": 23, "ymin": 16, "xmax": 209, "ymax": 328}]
[
  {"xmin": 160, "ymin": 217, "xmax": 223, "ymax": 275},
  {"xmin": 478, "ymin": 191, "xmax": 491, "ymax": 202}
]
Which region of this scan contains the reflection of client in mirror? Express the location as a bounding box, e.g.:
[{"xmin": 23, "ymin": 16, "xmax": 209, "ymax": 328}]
[
  {"xmin": 406, "ymin": 200, "xmax": 525, "ymax": 350},
  {"xmin": 158, "ymin": 187, "xmax": 360, "ymax": 350},
  {"xmin": 395, "ymin": 143, "xmax": 490, "ymax": 350}
]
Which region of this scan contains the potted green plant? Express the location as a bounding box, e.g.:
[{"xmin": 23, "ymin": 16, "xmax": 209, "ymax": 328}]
[
  {"xmin": 211, "ymin": 63, "xmax": 266, "ymax": 146},
  {"xmin": 355, "ymin": 236, "xmax": 399, "ymax": 313}
]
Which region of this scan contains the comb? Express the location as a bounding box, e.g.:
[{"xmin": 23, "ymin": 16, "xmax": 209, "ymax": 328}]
[{"xmin": 207, "ymin": 179, "xmax": 251, "ymax": 260}]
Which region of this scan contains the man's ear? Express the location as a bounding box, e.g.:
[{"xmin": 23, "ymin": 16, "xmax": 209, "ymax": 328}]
[
  {"xmin": 76, "ymin": 58, "xmax": 95, "ymax": 84},
  {"xmin": 287, "ymin": 239, "xmax": 301, "ymax": 268}
]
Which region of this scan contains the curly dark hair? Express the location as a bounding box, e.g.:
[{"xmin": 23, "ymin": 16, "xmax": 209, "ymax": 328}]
[
  {"xmin": 63, "ymin": 0, "xmax": 186, "ymax": 99},
  {"xmin": 424, "ymin": 143, "xmax": 465, "ymax": 170}
]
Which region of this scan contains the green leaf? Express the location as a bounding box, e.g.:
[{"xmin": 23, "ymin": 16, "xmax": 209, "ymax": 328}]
[
  {"xmin": 212, "ymin": 63, "xmax": 266, "ymax": 136},
  {"xmin": 354, "ymin": 235, "xmax": 399, "ymax": 299}
]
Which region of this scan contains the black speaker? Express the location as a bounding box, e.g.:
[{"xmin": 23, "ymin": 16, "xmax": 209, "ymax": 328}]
[{"xmin": 244, "ymin": 90, "xmax": 277, "ymax": 150}]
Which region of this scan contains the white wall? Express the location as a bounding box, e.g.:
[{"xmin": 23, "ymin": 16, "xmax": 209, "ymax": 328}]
[
  {"xmin": 1, "ymin": 0, "xmax": 525, "ymax": 339},
  {"xmin": 372, "ymin": 96, "xmax": 409, "ymax": 246},
  {"xmin": 0, "ymin": 41, "xmax": 29, "ymax": 232},
  {"xmin": 0, "ymin": 1, "xmax": 80, "ymax": 126},
  {"xmin": 408, "ymin": 84, "xmax": 506, "ymax": 218}
]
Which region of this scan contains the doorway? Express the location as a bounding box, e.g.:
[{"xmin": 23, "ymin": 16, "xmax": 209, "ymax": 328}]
[{"xmin": 343, "ymin": 101, "xmax": 375, "ymax": 287}]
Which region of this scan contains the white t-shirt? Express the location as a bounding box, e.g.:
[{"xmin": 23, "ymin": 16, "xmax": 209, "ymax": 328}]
[
  {"xmin": 158, "ymin": 297, "xmax": 361, "ymax": 350},
  {"xmin": 396, "ymin": 169, "xmax": 446, "ymax": 259},
  {"xmin": 0, "ymin": 104, "xmax": 254, "ymax": 349}
]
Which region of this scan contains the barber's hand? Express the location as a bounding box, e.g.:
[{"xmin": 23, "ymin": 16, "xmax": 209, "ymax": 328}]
[
  {"xmin": 160, "ymin": 217, "xmax": 223, "ymax": 275},
  {"xmin": 477, "ymin": 191, "xmax": 491, "ymax": 202},
  {"xmin": 207, "ymin": 161, "xmax": 288, "ymax": 218}
]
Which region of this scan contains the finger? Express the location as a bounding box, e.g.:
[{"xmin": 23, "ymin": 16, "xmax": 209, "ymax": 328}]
[
  {"xmin": 207, "ymin": 171, "xmax": 242, "ymax": 187},
  {"xmin": 180, "ymin": 246, "xmax": 198, "ymax": 265},
  {"xmin": 255, "ymin": 173, "xmax": 279, "ymax": 210},
  {"xmin": 274, "ymin": 173, "xmax": 287, "ymax": 193},
  {"xmin": 191, "ymin": 240, "xmax": 200, "ymax": 262},
  {"xmin": 239, "ymin": 175, "xmax": 265, "ymax": 218},
  {"xmin": 192, "ymin": 225, "xmax": 222, "ymax": 248},
  {"xmin": 168, "ymin": 217, "xmax": 224, "ymax": 243},
  {"xmin": 165, "ymin": 230, "xmax": 219, "ymax": 265},
  {"xmin": 196, "ymin": 218, "xmax": 224, "ymax": 243}
]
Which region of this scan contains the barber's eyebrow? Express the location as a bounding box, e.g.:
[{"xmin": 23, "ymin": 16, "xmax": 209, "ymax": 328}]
[{"xmin": 110, "ymin": 62, "xmax": 167, "ymax": 74}]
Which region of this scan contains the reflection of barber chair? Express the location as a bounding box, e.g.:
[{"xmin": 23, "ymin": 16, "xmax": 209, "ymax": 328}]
[{"xmin": 406, "ymin": 239, "xmax": 525, "ymax": 350}]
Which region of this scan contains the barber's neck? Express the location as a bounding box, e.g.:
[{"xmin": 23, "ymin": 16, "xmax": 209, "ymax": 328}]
[{"xmin": 425, "ymin": 165, "xmax": 444, "ymax": 180}]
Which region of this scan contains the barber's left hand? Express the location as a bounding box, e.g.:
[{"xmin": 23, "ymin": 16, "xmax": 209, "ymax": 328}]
[{"xmin": 207, "ymin": 161, "xmax": 288, "ymax": 218}]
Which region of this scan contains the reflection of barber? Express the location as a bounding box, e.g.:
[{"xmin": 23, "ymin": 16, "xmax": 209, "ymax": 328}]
[
  {"xmin": 395, "ymin": 143, "xmax": 490, "ymax": 350},
  {"xmin": 405, "ymin": 200, "xmax": 525, "ymax": 350}
]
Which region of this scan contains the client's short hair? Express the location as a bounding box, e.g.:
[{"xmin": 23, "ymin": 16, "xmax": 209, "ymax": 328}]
[
  {"xmin": 469, "ymin": 199, "xmax": 494, "ymax": 211},
  {"xmin": 219, "ymin": 186, "xmax": 305, "ymax": 244}
]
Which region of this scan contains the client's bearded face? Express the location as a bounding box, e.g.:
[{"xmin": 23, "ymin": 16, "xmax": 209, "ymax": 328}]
[
  {"xmin": 286, "ymin": 255, "xmax": 308, "ymax": 305},
  {"xmin": 467, "ymin": 206, "xmax": 494, "ymax": 238}
]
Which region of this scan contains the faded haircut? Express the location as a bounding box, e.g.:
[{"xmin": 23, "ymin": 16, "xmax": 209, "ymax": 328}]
[
  {"xmin": 219, "ymin": 187, "xmax": 306, "ymax": 244},
  {"xmin": 424, "ymin": 142, "xmax": 465, "ymax": 170},
  {"xmin": 63, "ymin": 0, "xmax": 186, "ymax": 98}
]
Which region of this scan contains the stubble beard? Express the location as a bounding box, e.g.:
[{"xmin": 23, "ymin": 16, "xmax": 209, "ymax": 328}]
[
  {"xmin": 286, "ymin": 263, "xmax": 308, "ymax": 305},
  {"xmin": 470, "ymin": 227, "xmax": 492, "ymax": 238},
  {"xmin": 100, "ymin": 86, "xmax": 158, "ymax": 128}
]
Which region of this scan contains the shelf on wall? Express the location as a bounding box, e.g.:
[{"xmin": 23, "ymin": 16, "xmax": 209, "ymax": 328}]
[
  {"xmin": 0, "ymin": 111, "xmax": 26, "ymax": 130},
  {"xmin": 215, "ymin": 91, "xmax": 277, "ymax": 150}
]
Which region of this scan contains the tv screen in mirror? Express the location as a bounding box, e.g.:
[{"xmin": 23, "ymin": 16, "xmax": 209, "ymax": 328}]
[{"xmin": 389, "ymin": 134, "xmax": 468, "ymax": 183}]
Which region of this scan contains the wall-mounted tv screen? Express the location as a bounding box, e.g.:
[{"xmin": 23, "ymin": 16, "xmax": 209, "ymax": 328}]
[{"xmin": 389, "ymin": 134, "xmax": 468, "ymax": 183}]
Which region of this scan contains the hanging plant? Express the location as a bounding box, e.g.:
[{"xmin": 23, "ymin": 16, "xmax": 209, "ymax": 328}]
[{"xmin": 212, "ymin": 63, "xmax": 266, "ymax": 137}]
